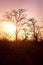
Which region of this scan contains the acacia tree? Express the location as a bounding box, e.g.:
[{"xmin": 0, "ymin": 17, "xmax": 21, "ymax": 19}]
[
  {"xmin": 28, "ymin": 18, "xmax": 40, "ymax": 42},
  {"xmin": 4, "ymin": 9, "xmax": 28, "ymax": 42}
]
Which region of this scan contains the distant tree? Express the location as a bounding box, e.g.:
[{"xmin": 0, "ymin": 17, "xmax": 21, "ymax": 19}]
[
  {"xmin": 28, "ymin": 18, "xmax": 40, "ymax": 42},
  {"xmin": 4, "ymin": 9, "xmax": 28, "ymax": 42},
  {"xmin": 38, "ymin": 26, "xmax": 43, "ymax": 41}
]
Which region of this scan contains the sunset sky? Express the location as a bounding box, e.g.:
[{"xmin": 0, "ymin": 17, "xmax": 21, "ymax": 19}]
[
  {"xmin": 0, "ymin": 0, "xmax": 43, "ymax": 40},
  {"xmin": 0, "ymin": 0, "xmax": 43, "ymax": 22}
]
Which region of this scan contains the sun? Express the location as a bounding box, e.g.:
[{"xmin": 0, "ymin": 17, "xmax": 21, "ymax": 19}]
[{"xmin": 5, "ymin": 22, "xmax": 16, "ymax": 34}]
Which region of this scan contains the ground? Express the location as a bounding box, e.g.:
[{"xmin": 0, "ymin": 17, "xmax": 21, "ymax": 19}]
[{"xmin": 0, "ymin": 39, "xmax": 43, "ymax": 65}]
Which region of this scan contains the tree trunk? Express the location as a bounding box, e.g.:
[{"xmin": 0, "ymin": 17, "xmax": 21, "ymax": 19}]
[
  {"xmin": 16, "ymin": 27, "xmax": 18, "ymax": 44},
  {"xmin": 35, "ymin": 36, "xmax": 38, "ymax": 43}
]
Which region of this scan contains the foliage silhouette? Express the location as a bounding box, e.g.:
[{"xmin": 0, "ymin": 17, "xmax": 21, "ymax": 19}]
[{"xmin": 28, "ymin": 18, "xmax": 41, "ymax": 42}]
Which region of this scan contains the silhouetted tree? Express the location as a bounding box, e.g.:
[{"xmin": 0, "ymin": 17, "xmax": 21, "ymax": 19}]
[
  {"xmin": 4, "ymin": 9, "xmax": 28, "ymax": 42},
  {"xmin": 28, "ymin": 18, "xmax": 40, "ymax": 42}
]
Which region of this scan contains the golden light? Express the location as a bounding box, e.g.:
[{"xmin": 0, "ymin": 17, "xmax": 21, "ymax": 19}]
[
  {"xmin": 5, "ymin": 22, "xmax": 16, "ymax": 34},
  {"xmin": 0, "ymin": 21, "xmax": 16, "ymax": 41}
]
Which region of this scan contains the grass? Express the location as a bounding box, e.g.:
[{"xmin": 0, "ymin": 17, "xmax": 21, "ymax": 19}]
[{"xmin": 0, "ymin": 39, "xmax": 43, "ymax": 65}]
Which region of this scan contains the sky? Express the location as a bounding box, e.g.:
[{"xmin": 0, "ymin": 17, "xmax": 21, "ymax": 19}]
[
  {"xmin": 0, "ymin": 0, "xmax": 43, "ymax": 22},
  {"xmin": 0, "ymin": 0, "xmax": 43, "ymax": 40}
]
